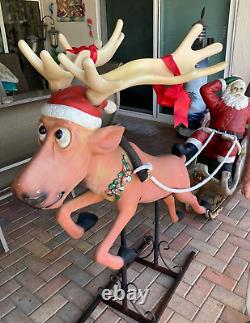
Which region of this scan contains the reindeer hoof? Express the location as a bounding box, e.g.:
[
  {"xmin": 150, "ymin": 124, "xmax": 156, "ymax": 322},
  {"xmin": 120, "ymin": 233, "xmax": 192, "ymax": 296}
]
[
  {"xmin": 118, "ymin": 246, "xmax": 138, "ymax": 265},
  {"xmin": 200, "ymin": 200, "xmax": 213, "ymax": 220},
  {"xmin": 76, "ymin": 212, "xmax": 98, "ymax": 232},
  {"xmin": 177, "ymin": 210, "xmax": 185, "ymax": 222}
]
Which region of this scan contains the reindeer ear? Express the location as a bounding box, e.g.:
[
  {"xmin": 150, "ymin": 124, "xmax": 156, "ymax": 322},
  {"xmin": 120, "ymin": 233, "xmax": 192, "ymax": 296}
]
[{"xmin": 90, "ymin": 125, "xmax": 125, "ymax": 154}]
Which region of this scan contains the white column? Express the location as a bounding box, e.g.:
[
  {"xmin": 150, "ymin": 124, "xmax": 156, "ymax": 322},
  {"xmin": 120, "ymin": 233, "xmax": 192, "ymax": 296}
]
[{"xmin": 231, "ymin": 0, "xmax": 250, "ymax": 84}]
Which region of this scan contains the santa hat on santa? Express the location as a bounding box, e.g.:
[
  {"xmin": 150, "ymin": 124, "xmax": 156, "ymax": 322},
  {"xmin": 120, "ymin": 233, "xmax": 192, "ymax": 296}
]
[
  {"xmin": 219, "ymin": 75, "xmax": 245, "ymax": 92},
  {"xmin": 41, "ymin": 86, "xmax": 117, "ymax": 129}
]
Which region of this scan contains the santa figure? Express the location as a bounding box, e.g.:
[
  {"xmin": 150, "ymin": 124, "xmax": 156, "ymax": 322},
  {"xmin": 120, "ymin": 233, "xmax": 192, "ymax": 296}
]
[{"xmin": 172, "ymin": 76, "xmax": 250, "ymax": 183}]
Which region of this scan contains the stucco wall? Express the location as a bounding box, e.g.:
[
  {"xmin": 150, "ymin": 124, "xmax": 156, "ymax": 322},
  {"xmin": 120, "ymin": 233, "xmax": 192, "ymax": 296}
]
[
  {"xmin": 231, "ymin": 0, "xmax": 250, "ymax": 85},
  {"xmin": 41, "ymin": 0, "xmax": 101, "ymax": 48}
]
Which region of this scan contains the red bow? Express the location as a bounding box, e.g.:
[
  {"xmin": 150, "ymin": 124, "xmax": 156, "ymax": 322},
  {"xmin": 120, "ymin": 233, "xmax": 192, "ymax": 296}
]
[
  {"xmin": 153, "ymin": 54, "xmax": 191, "ymax": 128},
  {"xmin": 66, "ymin": 44, "xmax": 98, "ymax": 64}
]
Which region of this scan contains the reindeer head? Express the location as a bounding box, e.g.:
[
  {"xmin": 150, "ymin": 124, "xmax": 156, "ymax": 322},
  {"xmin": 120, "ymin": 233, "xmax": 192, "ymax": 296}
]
[
  {"xmin": 12, "ymin": 19, "xmax": 226, "ymax": 209},
  {"xmin": 12, "ymin": 87, "xmax": 123, "ymax": 209},
  {"xmin": 13, "ymin": 93, "xmax": 125, "ymax": 209}
]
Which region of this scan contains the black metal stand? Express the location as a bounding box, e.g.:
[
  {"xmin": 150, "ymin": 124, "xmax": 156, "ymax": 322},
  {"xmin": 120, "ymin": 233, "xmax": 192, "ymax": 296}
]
[{"xmin": 77, "ymin": 201, "xmax": 195, "ymax": 323}]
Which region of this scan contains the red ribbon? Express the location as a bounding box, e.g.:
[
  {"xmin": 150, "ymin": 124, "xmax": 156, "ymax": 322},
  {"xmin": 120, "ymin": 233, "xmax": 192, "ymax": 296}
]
[
  {"xmin": 66, "ymin": 44, "xmax": 98, "ymax": 64},
  {"xmin": 153, "ymin": 54, "xmax": 191, "ymax": 127}
]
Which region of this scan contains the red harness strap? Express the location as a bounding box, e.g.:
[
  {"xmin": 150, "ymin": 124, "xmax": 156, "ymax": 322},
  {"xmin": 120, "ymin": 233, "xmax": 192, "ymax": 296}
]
[
  {"xmin": 66, "ymin": 44, "xmax": 98, "ymax": 64},
  {"xmin": 153, "ymin": 54, "xmax": 191, "ymax": 127}
]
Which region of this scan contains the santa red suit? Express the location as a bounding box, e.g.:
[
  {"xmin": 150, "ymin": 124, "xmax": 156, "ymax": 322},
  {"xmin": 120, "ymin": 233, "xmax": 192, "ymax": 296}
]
[{"xmin": 186, "ymin": 79, "xmax": 250, "ymax": 163}]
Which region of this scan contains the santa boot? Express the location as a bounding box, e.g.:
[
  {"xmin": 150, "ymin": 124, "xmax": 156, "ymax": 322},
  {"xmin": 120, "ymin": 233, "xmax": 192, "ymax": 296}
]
[{"xmin": 172, "ymin": 143, "xmax": 198, "ymax": 161}]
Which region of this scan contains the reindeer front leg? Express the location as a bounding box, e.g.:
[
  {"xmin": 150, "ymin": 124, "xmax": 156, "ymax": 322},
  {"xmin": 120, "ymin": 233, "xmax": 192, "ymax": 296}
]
[
  {"xmin": 57, "ymin": 190, "xmax": 104, "ymax": 239},
  {"xmin": 95, "ymin": 193, "xmax": 140, "ymax": 270}
]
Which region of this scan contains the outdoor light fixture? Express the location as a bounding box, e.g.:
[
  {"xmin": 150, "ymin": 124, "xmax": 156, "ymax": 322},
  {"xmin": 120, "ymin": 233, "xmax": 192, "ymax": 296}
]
[
  {"xmin": 48, "ymin": 25, "xmax": 59, "ymax": 48},
  {"xmin": 40, "ymin": 15, "xmax": 59, "ymax": 49}
]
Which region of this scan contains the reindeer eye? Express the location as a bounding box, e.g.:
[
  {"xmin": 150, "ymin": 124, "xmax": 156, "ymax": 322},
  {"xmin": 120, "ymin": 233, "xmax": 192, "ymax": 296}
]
[
  {"xmin": 38, "ymin": 124, "xmax": 46, "ymax": 142},
  {"xmin": 55, "ymin": 129, "xmax": 63, "ymax": 139},
  {"xmin": 55, "ymin": 128, "xmax": 71, "ymax": 148}
]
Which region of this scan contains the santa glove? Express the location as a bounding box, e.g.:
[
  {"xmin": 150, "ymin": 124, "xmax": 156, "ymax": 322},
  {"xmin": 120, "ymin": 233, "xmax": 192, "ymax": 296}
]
[
  {"xmin": 221, "ymin": 133, "xmax": 234, "ymax": 141},
  {"xmin": 203, "ymin": 127, "xmax": 213, "ymax": 134}
]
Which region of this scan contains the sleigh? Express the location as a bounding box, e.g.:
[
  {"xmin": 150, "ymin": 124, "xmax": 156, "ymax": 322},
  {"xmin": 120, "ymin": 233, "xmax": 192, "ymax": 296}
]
[{"xmin": 187, "ymin": 128, "xmax": 248, "ymax": 219}]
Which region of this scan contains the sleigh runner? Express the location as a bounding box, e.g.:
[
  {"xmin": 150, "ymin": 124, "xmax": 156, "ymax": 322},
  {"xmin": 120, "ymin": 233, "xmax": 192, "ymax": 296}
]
[{"xmin": 187, "ymin": 131, "xmax": 248, "ymax": 219}]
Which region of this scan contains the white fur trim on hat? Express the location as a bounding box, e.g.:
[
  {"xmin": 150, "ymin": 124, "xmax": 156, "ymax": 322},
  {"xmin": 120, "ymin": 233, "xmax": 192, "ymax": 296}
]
[
  {"xmin": 41, "ymin": 104, "xmax": 102, "ymax": 129},
  {"xmin": 104, "ymin": 100, "xmax": 117, "ymax": 114},
  {"xmin": 219, "ymin": 79, "xmax": 227, "ymax": 92},
  {"xmin": 229, "ymin": 79, "xmax": 245, "ymax": 87}
]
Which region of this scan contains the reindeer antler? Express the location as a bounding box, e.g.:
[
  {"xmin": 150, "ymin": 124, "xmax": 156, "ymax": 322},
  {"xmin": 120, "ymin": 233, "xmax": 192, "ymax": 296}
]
[
  {"xmin": 58, "ymin": 23, "xmax": 226, "ymax": 105},
  {"xmin": 18, "ymin": 40, "xmax": 74, "ymax": 92},
  {"xmin": 18, "ymin": 20, "xmax": 125, "ymax": 92},
  {"xmin": 58, "ymin": 19, "xmax": 124, "ymax": 68}
]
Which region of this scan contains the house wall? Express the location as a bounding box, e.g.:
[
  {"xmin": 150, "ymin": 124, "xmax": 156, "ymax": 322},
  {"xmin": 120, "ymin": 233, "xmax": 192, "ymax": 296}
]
[
  {"xmin": 0, "ymin": 97, "xmax": 49, "ymax": 190},
  {"xmin": 40, "ymin": 0, "xmax": 101, "ymax": 48},
  {"xmin": 231, "ymin": 0, "xmax": 250, "ymax": 85}
]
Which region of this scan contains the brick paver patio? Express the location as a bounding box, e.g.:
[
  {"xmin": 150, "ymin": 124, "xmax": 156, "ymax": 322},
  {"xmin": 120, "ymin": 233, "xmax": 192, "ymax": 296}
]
[{"xmin": 0, "ymin": 115, "xmax": 249, "ymax": 323}]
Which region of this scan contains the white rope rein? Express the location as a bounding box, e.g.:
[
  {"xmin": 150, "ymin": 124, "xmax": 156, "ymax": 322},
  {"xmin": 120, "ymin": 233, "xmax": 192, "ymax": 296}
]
[
  {"xmin": 185, "ymin": 129, "xmax": 241, "ymax": 167},
  {"xmin": 185, "ymin": 130, "xmax": 215, "ymax": 166},
  {"xmin": 134, "ymin": 130, "xmax": 240, "ymax": 194}
]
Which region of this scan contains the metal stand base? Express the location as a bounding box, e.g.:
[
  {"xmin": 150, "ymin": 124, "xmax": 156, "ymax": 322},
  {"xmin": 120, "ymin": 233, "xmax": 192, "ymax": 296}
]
[{"xmin": 77, "ymin": 201, "xmax": 195, "ymax": 323}]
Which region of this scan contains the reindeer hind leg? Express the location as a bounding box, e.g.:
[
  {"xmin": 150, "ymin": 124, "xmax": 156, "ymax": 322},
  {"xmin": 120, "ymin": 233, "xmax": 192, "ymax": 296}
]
[
  {"xmin": 174, "ymin": 192, "xmax": 206, "ymax": 215},
  {"xmin": 163, "ymin": 195, "xmax": 180, "ymax": 223}
]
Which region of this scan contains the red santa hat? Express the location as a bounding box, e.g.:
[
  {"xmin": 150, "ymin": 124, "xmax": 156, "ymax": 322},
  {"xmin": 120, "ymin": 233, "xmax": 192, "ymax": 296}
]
[{"xmin": 41, "ymin": 86, "xmax": 116, "ymax": 129}]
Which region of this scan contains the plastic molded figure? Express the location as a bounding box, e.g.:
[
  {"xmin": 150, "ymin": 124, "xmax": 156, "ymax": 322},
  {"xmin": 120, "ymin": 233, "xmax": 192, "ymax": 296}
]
[
  {"xmin": 173, "ymin": 77, "xmax": 250, "ymax": 181},
  {"xmin": 172, "ymin": 77, "xmax": 249, "ymax": 218},
  {"xmin": 12, "ymin": 20, "xmax": 225, "ymax": 270}
]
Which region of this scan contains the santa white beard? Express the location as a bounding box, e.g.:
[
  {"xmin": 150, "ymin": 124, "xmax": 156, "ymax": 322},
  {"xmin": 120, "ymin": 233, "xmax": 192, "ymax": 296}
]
[{"xmin": 222, "ymin": 87, "xmax": 249, "ymax": 110}]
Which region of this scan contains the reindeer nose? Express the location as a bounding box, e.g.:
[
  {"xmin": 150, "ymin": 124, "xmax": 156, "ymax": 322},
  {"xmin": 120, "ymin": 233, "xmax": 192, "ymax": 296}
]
[{"xmin": 22, "ymin": 193, "xmax": 48, "ymax": 207}]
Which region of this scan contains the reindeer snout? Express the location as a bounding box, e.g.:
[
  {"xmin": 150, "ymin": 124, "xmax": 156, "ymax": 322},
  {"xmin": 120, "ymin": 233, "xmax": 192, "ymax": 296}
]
[
  {"xmin": 12, "ymin": 176, "xmax": 48, "ymax": 208},
  {"xmin": 22, "ymin": 193, "xmax": 48, "ymax": 207}
]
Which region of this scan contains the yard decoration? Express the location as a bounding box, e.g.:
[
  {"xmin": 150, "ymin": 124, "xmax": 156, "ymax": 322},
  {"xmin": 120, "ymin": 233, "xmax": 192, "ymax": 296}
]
[
  {"xmin": 12, "ymin": 20, "xmax": 225, "ymax": 271},
  {"xmin": 172, "ymin": 77, "xmax": 250, "ymax": 217}
]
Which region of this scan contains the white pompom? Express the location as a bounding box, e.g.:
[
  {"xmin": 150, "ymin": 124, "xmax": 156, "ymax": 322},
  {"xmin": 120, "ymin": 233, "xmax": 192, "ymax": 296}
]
[{"xmin": 104, "ymin": 100, "xmax": 117, "ymax": 114}]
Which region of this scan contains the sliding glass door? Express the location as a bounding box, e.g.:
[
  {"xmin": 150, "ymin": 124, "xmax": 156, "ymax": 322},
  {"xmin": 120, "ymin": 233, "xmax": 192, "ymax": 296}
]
[{"xmin": 105, "ymin": 0, "xmax": 154, "ymax": 115}]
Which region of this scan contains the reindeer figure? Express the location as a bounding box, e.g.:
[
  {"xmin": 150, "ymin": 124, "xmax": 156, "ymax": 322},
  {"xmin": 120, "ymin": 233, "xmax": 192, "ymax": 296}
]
[{"xmin": 13, "ymin": 20, "xmax": 225, "ymax": 270}]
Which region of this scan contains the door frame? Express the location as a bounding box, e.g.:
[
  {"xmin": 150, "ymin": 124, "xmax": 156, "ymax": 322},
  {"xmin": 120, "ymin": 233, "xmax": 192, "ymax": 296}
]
[
  {"xmin": 99, "ymin": 0, "xmax": 237, "ymax": 125},
  {"xmin": 224, "ymin": 0, "xmax": 239, "ymax": 76},
  {"xmin": 0, "ymin": 1, "xmax": 9, "ymax": 53}
]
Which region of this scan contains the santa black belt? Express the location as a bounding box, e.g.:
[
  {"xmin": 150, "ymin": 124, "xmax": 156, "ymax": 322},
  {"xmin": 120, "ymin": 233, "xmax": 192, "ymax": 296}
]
[{"xmin": 214, "ymin": 129, "xmax": 243, "ymax": 140}]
